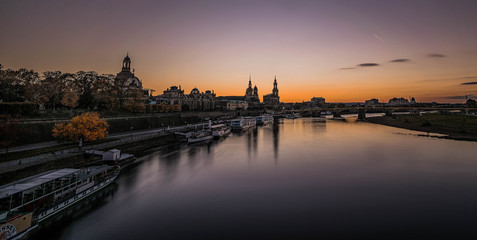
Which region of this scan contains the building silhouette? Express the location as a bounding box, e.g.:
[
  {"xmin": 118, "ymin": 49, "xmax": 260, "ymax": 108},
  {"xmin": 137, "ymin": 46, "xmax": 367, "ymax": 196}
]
[
  {"xmin": 115, "ymin": 53, "xmax": 143, "ymax": 89},
  {"xmin": 156, "ymin": 85, "xmax": 216, "ymax": 111},
  {"xmin": 311, "ymin": 96, "xmax": 325, "ymax": 106},
  {"xmin": 114, "ymin": 53, "xmax": 153, "ymax": 111},
  {"xmin": 388, "ymin": 97, "xmax": 409, "ymax": 106},
  {"xmin": 365, "ymin": 98, "xmax": 379, "ymax": 107},
  {"xmin": 244, "ymin": 74, "xmax": 260, "ymax": 106},
  {"xmin": 263, "ymin": 76, "xmax": 280, "ymax": 105}
]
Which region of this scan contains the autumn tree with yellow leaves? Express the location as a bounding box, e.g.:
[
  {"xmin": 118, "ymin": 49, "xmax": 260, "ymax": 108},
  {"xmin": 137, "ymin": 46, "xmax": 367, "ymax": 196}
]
[{"xmin": 52, "ymin": 112, "xmax": 108, "ymax": 147}]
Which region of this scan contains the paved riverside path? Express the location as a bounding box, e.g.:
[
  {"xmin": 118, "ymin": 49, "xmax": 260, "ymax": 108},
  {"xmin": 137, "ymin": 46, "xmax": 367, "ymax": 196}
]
[
  {"xmin": 0, "ymin": 122, "xmax": 210, "ymax": 174},
  {"xmin": 0, "ymin": 122, "xmax": 210, "ymax": 154}
]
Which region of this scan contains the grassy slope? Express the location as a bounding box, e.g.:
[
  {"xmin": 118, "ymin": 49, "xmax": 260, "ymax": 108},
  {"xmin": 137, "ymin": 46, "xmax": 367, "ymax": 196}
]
[{"xmin": 367, "ymin": 114, "xmax": 477, "ymax": 141}]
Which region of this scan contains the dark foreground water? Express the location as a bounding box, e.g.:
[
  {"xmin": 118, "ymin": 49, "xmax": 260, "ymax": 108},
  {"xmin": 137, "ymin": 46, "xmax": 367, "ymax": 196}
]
[{"xmin": 31, "ymin": 118, "xmax": 477, "ymax": 239}]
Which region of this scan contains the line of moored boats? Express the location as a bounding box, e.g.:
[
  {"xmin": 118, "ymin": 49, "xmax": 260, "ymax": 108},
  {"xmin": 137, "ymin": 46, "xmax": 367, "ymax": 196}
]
[{"xmin": 176, "ymin": 114, "xmax": 277, "ymax": 144}]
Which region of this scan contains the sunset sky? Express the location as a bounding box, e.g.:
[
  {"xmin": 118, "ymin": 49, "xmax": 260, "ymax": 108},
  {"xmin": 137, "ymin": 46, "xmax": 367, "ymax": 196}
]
[{"xmin": 1, "ymin": 0, "xmax": 477, "ymax": 103}]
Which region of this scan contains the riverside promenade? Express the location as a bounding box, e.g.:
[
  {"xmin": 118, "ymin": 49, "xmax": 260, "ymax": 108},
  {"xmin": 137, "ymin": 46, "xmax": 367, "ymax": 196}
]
[{"xmin": 0, "ymin": 122, "xmax": 210, "ymax": 175}]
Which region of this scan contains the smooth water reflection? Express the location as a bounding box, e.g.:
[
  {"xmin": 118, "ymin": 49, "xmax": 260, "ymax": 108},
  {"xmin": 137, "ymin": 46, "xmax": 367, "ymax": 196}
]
[{"xmin": 32, "ymin": 118, "xmax": 477, "ymax": 239}]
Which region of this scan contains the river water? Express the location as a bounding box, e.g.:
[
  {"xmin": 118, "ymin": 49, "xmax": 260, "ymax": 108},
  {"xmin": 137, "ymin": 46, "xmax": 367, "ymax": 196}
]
[{"xmin": 31, "ymin": 118, "xmax": 477, "ymax": 239}]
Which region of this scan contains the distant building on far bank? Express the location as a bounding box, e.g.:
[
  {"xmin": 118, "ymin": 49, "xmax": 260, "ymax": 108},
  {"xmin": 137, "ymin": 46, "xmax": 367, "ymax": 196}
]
[
  {"xmin": 388, "ymin": 97, "xmax": 409, "ymax": 106},
  {"xmin": 302, "ymin": 96, "xmax": 326, "ymax": 109},
  {"xmin": 365, "ymin": 98, "xmax": 379, "ymax": 107},
  {"xmin": 311, "ymin": 96, "xmax": 326, "ymax": 106},
  {"xmin": 154, "ymin": 85, "xmax": 216, "ymax": 111},
  {"xmin": 222, "ymin": 100, "xmax": 249, "ymax": 111}
]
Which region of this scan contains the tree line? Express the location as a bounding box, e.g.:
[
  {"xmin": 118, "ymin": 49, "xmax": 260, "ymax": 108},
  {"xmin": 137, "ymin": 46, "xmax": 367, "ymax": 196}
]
[{"xmin": 0, "ymin": 64, "xmax": 144, "ymax": 111}]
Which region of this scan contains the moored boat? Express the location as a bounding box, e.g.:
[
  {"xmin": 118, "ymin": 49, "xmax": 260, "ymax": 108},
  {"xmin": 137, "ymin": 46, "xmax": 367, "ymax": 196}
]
[
  {"xmin": 256, "ymin": 114, "xmax": 274, "ymax": 125},
  {"xmin": 0, "ymin": 165, "xmax": 120, "ymax": 239},
  {"xmin": 230, "ymin": 117, "xmax": 256, "ymax": 130},
  {"xmin": 187, "ymin": 130, "xmax": 213, "ymax": 143},
  {"xmin": 285, "ymin": 113, "xmax": 301, "ymax": 119},
  {"xmin": 320, "ymin": 110, "xmax": 332, "ymax": 116},
  {"xmin": 211, "ymin": 124, "xmax": 231, "ymax": 139},
  {"xmin": 174, "ymin": 131, "xmax": 194, "ymax": 139}
]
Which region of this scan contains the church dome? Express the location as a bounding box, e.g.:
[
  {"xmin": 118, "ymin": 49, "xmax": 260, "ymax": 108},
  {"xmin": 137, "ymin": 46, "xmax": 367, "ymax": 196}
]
[
  {"xmin": 191, "ymin": 88, "xmax": 200, "ymax": 94},
  {"xmin": 115, "ymin": 53, "xmax": 143, "ymax": 88},
  {"xmin": 116, "ymin": 71, "xmax": 142, "ymax": 88}
]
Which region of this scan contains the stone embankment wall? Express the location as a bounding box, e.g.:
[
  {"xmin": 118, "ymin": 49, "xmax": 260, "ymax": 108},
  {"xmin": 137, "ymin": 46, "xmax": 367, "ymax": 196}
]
[{"xmin": 12, "ymin": 112, "xmax": 232, "ymax": 145}]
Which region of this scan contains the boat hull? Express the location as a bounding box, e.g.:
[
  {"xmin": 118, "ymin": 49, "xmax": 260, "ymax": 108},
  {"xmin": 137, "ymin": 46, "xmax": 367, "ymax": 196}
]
[
  {"xmin": 188, "ymin": 135, "xmax": 213, "ymax": 143},
  {"xmin": 213, "ymin": 128, "xmax": 231, "ymax": 139}
]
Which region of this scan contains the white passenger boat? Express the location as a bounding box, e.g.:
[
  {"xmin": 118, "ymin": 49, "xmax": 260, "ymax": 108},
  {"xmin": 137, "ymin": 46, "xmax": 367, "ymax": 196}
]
[
  {"xmin": 230, "ymin": 117, "xmax": 256, "ymax": 130},
  {"xmin": 187, "ymin": 130, "xmax": 213, "ymax": 143},
  {"xmin": 210, "ymin": 124, "xmax": 231, "ymax": 139},
  {"xmin": 256, "ymin": 114, "xmax": 274, "ymax": 125},
  {"xmin": 0, "ymin": 165, "xmax": 120, "ymax": 240},
  {"xmin": 320, "ymin": 111, "xmax": 332, "ymax": 116},
  {"xmin": 285, "ymin": 113, "xmax": 301, "ymax": 119}
]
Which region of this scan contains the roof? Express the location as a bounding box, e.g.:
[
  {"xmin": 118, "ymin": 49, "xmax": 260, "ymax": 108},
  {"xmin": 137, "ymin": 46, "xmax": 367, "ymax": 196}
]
[
  {"xmin": 0, "ymin": 169, "xmax": 79, "ymax": 198},
  {"xmin": 0, "ymin": 166, "xmax": 116, "ymax": 199},
  {"xmin": 210, "ymin": 124, "xmax": 226, "ymax": 129}
]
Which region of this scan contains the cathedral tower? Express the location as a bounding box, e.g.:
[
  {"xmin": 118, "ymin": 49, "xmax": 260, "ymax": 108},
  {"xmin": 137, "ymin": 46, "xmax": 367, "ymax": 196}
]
[{"xmin": 272, "ymin": 76, "xmax": 279, "ymax": 97}]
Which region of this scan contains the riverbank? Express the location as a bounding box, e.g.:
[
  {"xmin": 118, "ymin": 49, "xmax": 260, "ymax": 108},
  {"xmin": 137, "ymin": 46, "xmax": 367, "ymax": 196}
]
[
  {"xmin": 366, "ymin": 114, "xmax": 477, "ymax": 142},
  {"xmin": 0, "ymin": 134, "xmax": 177, "ymax": 185},
  {"xmin": 2, "ymin": 111, "xmax": 234, "ymax": 146}
]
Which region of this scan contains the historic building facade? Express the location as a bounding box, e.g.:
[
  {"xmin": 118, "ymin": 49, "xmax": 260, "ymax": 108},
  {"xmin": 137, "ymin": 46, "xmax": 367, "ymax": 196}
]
[
  {"xmin": 365, "ymin": 98, "xmax": 379, "ymax": 107},
  {"xmin": 188, "ymin": 88, "xmax": 216, "ymax": 111},
  {"xmin": 156, "ymin": 85, "xmax": 216, "ymax": 111},
  {"xmin": 263, "ymin": 76, "xmax": 280, "ymax": 105},
  {"xmin": 311, "ymin": 96, "xmax": 325, "ymax": 106},
  {"xmin": 244, "ymin": 75, "xmax": 260, "ymax": 106},
  {"xmin": 388, "ymin": 97, "xmax": 409, "ymax": 106}
]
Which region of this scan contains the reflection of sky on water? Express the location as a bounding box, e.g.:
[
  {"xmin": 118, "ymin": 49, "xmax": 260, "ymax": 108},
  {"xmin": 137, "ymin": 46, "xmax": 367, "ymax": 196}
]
[{"xmin": 36, "ymin": 118, "xmax": 477, "ymax": 240}]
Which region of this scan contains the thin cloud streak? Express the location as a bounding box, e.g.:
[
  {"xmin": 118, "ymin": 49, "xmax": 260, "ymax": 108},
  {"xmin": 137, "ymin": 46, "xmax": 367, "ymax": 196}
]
[
  {"xmin": 373, "ymin": 34, "xmax": 384, "ymax": 42},
  {"xmin": 461, "ymin": 82, "xmax": 477, "ymax": 85},
  {"xmin": 417, "ymin": 76, "xmax": 477, "ymax": 83},
  {"xmin": 390, "ymin": 59, "xmax": 410, "ymax": 63},
  {"xmin": 428, "ymin": 53, "xmax": 446, "ymax": 58},
  {"xmin": 357, "ymin": 63, "xmax": 379, "ymax": 67},
  {"xmin": 338, "ymin": 67, "xmax": 355, "ymax": 70}
]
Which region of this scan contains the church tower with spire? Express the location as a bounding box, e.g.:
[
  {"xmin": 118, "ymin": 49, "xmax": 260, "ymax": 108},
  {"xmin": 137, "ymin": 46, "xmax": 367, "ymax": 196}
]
[
  {"xmin": 263, "ymin": 76, "xmax": 280, "ymax": 105},
  {"xmin": 245, "ymin": 74, "xmax": 254, "ymax": 97},
  {"xmin": 244, "ymin": 74, "xmax": 260, "ymax": 105},
  {"xmin": 272, "ymin": 76, "xmax": 279, "ymax": 97}
]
